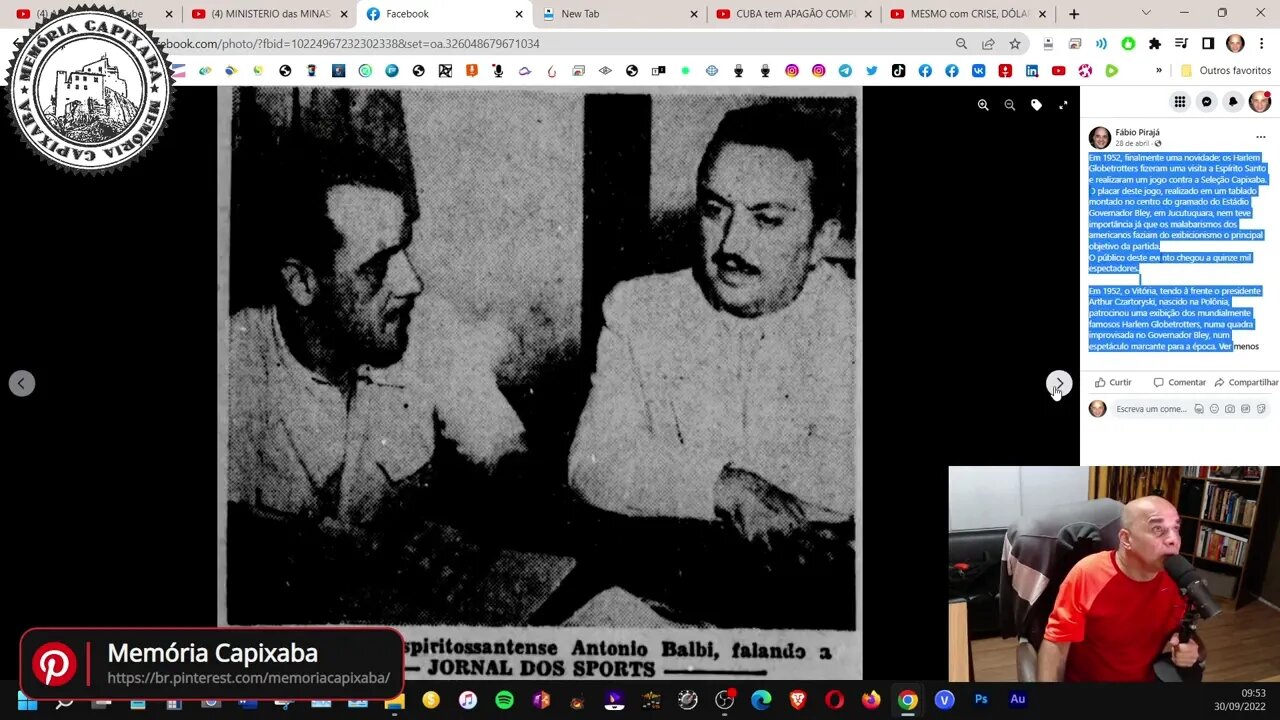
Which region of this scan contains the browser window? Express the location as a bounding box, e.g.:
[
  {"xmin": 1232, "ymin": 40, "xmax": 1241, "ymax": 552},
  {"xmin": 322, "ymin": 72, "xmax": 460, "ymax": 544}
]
[{"xmin": 4, "ymin": 1, "xmax": 1277, "ymax": 715}]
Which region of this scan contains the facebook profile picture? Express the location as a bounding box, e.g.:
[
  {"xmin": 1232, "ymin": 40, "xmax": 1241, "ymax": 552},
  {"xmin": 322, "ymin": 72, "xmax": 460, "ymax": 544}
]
[{"xmin": 366, "ymin": 7, "xmax": 380, "ymax": 21}]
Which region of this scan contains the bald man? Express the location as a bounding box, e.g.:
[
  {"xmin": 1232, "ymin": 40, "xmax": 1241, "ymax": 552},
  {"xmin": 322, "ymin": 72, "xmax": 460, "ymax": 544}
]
[{"xmin": 1037, "ymin": 496, "xmax": 1207, "ymax": 681}]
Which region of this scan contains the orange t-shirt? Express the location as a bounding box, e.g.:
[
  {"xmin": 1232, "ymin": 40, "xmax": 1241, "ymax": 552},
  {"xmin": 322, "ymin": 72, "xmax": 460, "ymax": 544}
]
[{"xmin": 1042, "ymin": 550, "xmax": 1186, "ymax": 682}]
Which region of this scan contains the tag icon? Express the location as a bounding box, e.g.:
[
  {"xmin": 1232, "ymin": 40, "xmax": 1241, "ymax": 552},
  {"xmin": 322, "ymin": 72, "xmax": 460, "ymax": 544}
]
[{"xmin": 789, "ymin": 691, "xmax": 807, "ymax": 710}]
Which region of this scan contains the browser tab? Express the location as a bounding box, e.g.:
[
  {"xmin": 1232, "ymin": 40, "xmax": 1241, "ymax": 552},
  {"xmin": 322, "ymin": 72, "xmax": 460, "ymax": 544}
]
[{"xmin": 0, "ymin": 1, "xmax": 356, "ymax": 29}]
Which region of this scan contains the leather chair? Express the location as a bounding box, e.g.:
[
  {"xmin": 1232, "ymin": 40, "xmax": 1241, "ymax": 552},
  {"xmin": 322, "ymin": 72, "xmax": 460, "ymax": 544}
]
[
  {"xmin": 998, "ymin": 498, "xmax": 1125, "ymax": 681},
  {"xmin": 948, "ymin": 529, "xmax": 1006, "ymax": 637}
]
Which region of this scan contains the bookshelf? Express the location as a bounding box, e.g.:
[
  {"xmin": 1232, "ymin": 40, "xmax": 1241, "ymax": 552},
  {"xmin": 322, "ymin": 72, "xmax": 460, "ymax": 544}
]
[{"xmin": 1176, "ymin": 467, "xmax": 1276, "ymax": 608}]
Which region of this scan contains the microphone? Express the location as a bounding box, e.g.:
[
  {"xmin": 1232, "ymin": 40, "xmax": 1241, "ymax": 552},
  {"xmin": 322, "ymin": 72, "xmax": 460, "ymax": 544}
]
[{"xmin": 1163, "ymin": 555, "xmax": 1223, "ymax": 620}]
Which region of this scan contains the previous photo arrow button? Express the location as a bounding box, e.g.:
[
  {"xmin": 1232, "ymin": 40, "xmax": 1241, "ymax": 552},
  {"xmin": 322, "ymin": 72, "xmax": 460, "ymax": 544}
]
[{"xmin": 9, "ymin": 370, "xmax": 35, "ymax": 397}]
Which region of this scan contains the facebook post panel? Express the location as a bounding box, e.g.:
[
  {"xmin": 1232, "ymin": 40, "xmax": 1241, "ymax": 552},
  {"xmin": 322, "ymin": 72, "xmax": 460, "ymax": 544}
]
[{"xmin": 1082, "ymin": 85, "xmax": 1277, "ymax": 462}]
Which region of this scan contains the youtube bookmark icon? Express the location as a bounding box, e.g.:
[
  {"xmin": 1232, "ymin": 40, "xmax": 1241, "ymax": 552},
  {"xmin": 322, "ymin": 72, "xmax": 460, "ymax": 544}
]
[
  {"xmin": 191, "ymin": 8, "xmax": 206, "ymax": 19},
  {"xmin": 17, "ymin": 8, "xmax": 31, "ymax": 19},
  {"xmin": 1052, "ymin": 65, "xmax": 1067, "ymax": 76},
  {"xmin": 890, "ymin": 8, "xmax": 905, "ymax": 19},
  {"xmin": 716, "ymin": 8, "xmax": 730, "ymax": 20}
]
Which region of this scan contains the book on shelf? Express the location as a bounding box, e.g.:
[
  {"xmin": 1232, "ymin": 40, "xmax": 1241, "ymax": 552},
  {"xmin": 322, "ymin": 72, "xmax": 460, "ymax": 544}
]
[
  {"xmin": 1195, "ymin": 481, "xmax": 1258, "ymax": 527},
  {"xmin": 1195, "ymin": 526, "xmax": 1249, "ymax": 566}
]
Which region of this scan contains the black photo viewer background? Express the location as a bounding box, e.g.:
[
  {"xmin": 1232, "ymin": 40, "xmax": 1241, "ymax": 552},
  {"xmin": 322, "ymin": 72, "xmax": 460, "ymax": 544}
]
[
  {"xmin": 4, "ymin": 88, "xmax": 220, "ymax": 660},
  {"xmin": 3, "ymin": 86, "xmax": 1079, "ymax": 680},
  {"xmin": 861, "ymin": 85, "xmax": 1080, "ymax": 678}
]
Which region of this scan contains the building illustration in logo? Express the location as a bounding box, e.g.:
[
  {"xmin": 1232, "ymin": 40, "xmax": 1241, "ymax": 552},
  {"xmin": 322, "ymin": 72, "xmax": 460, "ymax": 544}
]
[
  {"xmin": 47, "ymin": 53, "xmax": 139, "ymax": 140},
  {"xmin": 8, "ymin": 7, "xmax": 170, "ymax": 172}
]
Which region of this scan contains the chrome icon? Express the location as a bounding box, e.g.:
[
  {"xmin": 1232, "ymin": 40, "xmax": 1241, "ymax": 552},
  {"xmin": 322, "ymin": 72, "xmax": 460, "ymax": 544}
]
[
  {"xmin": 897, "ymin": 690, "xmax": 919, "ymax": 712},
  {"xmin": 751, "ymin": 690, "xmax": 773, "ymax": 711},
  {"xmin": 862, "ymin": 691, "xmax": 881, "ymax": 710}
]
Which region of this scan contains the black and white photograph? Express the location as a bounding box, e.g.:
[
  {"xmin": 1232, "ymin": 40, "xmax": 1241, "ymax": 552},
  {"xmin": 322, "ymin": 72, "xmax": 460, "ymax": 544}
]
[{"xmin": 218, "ymin": 87, "xmax": 860, "ymax": 677}]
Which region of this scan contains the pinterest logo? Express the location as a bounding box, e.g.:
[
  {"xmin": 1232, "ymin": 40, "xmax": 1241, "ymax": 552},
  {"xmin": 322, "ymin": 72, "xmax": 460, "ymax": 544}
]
[{"xmin": 32, "ymin": 641, "xmax": 78, "ymax": 687}]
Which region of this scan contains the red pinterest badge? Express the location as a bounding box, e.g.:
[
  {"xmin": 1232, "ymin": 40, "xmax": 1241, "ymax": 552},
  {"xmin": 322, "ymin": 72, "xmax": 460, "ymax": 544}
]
[{"xmin": 32, "ymin": 641, "xmax": 78, "ymax": 687}]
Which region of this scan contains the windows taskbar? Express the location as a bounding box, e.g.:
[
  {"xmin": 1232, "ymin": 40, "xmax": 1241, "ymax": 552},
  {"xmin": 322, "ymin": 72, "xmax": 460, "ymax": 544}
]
[{"xmin": 11, "ymin": 681, "xmax": 1274, "ymax": 716}]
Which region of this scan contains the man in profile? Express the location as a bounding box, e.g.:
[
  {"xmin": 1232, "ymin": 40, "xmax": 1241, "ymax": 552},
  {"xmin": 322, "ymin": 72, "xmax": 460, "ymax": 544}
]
[
  {"xmin": 569, "ymin": 104, "xmax": 854, "ymax": 626},
  {"xmin": 1089, "ymin": 127, "xmax": 1112, "ymax": 149},
  {"xmin": 1227, "ymin": 34, "xmax": 1245, "ymax": 53},
  {"xmin": 1037, "ymin": 496, "xmax": 1206, "ymax": 681},
  {"xmin": 228, "ymin": 145, "xmax": 526, "ymax": 620}
]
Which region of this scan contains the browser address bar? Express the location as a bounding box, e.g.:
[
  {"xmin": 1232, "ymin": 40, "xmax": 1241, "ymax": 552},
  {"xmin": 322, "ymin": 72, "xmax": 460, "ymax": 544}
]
[{"xmin": 148, "ymin": 31, "xmax": 1032, "ymax": 55}]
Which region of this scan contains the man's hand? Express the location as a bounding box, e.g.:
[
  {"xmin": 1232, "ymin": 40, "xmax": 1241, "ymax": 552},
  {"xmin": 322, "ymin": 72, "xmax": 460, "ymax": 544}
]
[
  {"xmin": 714, "ymin": 465, "xmax": 815, "ymax": 544},
  {"xmin": 1165, "ymin": 634, "xmax": 1201, "ymax": 668}
]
